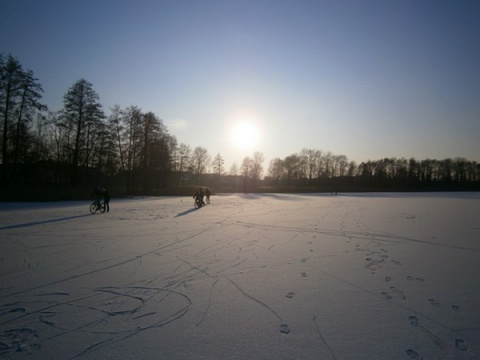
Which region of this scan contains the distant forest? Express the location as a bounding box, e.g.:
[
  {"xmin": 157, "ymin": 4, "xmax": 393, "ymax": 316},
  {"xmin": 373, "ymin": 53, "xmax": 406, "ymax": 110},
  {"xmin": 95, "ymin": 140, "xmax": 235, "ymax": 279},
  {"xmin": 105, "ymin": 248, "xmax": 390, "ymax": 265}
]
[{"xmin": 1, "ymin": 54, "xmax": 479, "ymax": 200}]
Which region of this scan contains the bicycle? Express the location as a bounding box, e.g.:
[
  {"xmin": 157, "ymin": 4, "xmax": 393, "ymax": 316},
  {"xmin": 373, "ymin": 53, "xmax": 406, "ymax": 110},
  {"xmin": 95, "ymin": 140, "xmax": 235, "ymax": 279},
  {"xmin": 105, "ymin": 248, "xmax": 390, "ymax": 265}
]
[
  {"xmin": 89, "ymin": 199, "xmax": 106, "ymax": 214},
  {"xmin": 194, "ymin": 197, "xmax": 204, "ymax": 209}
]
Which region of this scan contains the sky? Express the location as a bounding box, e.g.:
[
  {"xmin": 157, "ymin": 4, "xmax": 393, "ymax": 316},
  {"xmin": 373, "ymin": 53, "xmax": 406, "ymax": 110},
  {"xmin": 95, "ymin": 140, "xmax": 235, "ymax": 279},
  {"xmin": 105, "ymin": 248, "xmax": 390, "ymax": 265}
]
[{"xmin": 1, "ymin": 0, "xmax": 479, "ymax": 171}]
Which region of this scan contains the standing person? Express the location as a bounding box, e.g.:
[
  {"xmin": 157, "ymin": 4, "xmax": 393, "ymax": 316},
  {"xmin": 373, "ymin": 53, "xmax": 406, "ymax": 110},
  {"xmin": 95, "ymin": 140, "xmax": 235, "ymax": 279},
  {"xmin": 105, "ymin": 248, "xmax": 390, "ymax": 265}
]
[
  {"xmin": 103, "ymin": 188, "xmax": 110, "ymax": 212},
  {"xmin": 205, "ymin": 187, "xmax": 211, "ymax": 204},
  {"xmin": 199, "ymin": 188, "xmax": 206, "ymax": 206}
]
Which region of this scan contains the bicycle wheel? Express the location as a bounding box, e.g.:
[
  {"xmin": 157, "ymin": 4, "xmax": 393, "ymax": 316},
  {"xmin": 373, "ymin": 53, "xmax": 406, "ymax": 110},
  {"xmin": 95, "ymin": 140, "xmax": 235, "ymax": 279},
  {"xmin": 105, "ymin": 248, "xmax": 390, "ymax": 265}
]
[
  {"xmin": 100, "ymin": 202, "xmax": 106, "ymax": 213},
  {"xmin": 89, "ymin": 203, "xmax": 97, "ymax": 214}
]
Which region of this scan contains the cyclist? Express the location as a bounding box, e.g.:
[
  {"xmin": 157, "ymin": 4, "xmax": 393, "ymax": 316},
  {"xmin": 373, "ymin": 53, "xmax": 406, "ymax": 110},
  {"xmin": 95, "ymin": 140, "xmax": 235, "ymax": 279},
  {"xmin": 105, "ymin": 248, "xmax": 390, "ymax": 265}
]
[{"xmin": 91, "ymin": 187, "xmax": 103, "ymax": 210}]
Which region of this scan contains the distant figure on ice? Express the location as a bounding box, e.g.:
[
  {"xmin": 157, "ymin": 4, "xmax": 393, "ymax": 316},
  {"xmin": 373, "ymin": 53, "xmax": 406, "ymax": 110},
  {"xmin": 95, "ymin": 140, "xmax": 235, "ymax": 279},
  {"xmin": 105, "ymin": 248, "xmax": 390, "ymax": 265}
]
[
  {"xmin": 193, "ymin": 188, "xmax": 205, "ymax": 208},
  {"xmin": 103, "ymin": 188, "xmax": 110, "ymax": 212},
  {"xmin": 205, "ymin": 187, "xmax": 211, "ymax": 204},
  {"xmin": 91, "ymin": 186, "xmax": 103, "ymax": 207}
]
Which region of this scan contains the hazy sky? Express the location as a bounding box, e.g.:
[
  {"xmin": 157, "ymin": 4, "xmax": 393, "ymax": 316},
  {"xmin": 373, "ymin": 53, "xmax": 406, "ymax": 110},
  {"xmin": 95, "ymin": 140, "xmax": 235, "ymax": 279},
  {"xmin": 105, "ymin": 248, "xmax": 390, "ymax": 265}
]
[{"xmin": 2, "ymin": 0, "xmax": 479, "ymax": 170}]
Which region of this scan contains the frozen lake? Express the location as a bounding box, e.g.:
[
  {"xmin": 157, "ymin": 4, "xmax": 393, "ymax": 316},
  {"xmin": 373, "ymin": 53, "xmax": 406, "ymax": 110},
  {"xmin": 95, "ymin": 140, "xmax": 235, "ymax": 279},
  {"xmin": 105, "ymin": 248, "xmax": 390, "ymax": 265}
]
[{"xmin": 1, "ymin": 193, "xmax": 479, "ymax": 359}]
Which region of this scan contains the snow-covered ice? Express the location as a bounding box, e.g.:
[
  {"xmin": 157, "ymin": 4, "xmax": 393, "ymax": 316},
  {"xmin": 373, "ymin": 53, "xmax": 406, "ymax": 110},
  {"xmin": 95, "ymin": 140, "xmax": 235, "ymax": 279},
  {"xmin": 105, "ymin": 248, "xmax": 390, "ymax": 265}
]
[{"xmin": 0, "ymin": 193, "xmax": 479, "ymax": 359}]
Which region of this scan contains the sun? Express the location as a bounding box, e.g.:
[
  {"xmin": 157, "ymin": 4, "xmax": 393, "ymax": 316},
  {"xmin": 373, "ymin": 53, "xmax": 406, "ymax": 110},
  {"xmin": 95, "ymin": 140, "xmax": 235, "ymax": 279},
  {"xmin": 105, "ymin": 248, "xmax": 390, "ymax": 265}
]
[{"xmin": 231, "ymin": 121, "xmax": 259, "ymax": 150}]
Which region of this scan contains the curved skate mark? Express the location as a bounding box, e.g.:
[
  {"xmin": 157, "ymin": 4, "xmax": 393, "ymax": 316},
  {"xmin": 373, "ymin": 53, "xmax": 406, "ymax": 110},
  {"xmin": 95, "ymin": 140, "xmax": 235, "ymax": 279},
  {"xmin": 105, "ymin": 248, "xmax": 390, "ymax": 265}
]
[
  {"xmin": 196, "ymin": 278, "xmax": 220, "ymax": 327},
  {"xmin": 69, "ymin": 286, "xmax": 193, "ymax": 359},
  {"xmin": 405, "ymin": 349, "xmax": 423, "ymax": 359},
  {"xmin": 221, "ymin": 275, "xmax": 283, "ymax": 321},
  {"xmin": 0, "ymin": 237, "xmax": 202, "ymax": 300},
  {"xmin": 132, "ymin": 311, "xmax": 156, "ymax": 320},
  {"xmin": 455, "ymin": 339, "xmax": 469, "ymax": 351},
  {"xmin": 313, "ymin": 315, "xmax": 337, "ymax": 360},
  {"xmin": 0, "ymin": 293, "xmax": 104, "ymax": 328},
  {"xmin": 428, "ymin": 299, "xmax": 440, "ymax": 307},
  {"xmin": 0, "ymin": 328, "xmax": 41, "ymax": 357},
  {"xmin": 71, "ymin": 304, "xmax": 191, "ymax": 359},
  {"xmin": 35, "ymin": 291, "xmax": 70, "ymax": 296},
  {"xmin": 286, "ymin": 292, "xmax": 295, "ymax": 299}
]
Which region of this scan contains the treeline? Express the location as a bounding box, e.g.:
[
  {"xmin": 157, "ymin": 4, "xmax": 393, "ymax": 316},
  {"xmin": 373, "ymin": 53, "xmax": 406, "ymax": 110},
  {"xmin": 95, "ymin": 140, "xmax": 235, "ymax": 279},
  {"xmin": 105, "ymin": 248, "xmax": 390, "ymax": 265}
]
[
  {"xmin": 1, "ymin": 54, "xmax": 479, "ymax": 200},
  {"xmin": 265, "ymin": 150, "xmax": 480, "ymax": 191}
]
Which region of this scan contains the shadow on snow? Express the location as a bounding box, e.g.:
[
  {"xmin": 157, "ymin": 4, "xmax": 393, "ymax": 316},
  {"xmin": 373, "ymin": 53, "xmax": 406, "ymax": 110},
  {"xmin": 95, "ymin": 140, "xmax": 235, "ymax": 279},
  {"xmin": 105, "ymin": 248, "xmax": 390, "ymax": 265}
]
[
  {"xmin": 175, "ymin": 207, "xmax": 201, "ymax": 217},
  {"xmin": 0, "ymin": 214, "xmax": 91, "ymax": 231}
]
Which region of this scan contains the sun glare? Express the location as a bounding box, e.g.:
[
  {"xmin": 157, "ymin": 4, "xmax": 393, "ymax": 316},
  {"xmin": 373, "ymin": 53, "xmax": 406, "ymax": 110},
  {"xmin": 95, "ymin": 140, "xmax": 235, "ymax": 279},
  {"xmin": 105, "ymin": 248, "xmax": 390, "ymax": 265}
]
[{"xmin": 231, "ymin": 121, "xmax": 259, "ymax": 150}]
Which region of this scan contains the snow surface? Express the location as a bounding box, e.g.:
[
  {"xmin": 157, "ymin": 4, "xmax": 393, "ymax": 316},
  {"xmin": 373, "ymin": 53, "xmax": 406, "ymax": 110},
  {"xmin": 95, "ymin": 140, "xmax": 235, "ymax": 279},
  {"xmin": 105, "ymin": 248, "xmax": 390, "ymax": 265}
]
[{"xmin": 0, "ymin": 193, "xmax": 479, "ymax": 360}]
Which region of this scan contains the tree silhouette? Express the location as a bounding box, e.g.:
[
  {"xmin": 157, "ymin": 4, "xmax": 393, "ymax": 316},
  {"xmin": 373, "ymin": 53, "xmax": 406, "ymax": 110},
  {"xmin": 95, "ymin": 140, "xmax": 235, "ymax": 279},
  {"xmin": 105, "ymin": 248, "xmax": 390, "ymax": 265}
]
[{"xmin": 62, "ymin": 79, "xmax": 104, "ymax": 184}]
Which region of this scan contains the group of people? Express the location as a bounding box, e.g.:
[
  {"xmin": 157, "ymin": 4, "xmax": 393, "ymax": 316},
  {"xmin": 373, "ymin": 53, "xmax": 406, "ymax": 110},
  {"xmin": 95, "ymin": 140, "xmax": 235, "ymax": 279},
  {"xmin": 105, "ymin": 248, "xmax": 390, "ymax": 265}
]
[
  {"xmin": 92, "ymin": 186, "xmax": 215, "ymax": 212},
  {"xmin": 193, "ymin": 187, "xmax": 210, "ymax": 207},
  {"xmin": 92, "ymin": 187, "xmax": 110, "ymax": 212}
]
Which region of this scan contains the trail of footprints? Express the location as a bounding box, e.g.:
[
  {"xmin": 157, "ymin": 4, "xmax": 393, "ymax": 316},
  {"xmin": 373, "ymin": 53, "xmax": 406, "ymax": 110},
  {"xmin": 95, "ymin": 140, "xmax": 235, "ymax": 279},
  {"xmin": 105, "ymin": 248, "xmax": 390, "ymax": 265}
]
[
  {"xmin": 355, "ymin": 241, "xmax": 470, "ymax": 357},
  {"xmin": 406, "ymin": 315, "xmax": 469, "ymax": 358}
]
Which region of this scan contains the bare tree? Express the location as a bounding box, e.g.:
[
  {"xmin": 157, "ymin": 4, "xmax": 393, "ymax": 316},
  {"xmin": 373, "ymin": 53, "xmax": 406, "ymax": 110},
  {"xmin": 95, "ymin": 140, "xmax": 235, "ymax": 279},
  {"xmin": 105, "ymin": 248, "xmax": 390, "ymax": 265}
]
[
  {"xmin": 62, "ymin": 79, "xmax": 104, "ymax": 184},
  {"xmin": 212, "ymin": 153, "xmax": 225, "ymax": 177},
  {"xmin": 241, "ymin": 156, "xmax": 253, "ymax": 191},
  {"xmin": 174, "ymin": 143, "xmax": 191, "ymax": 186},
  {"xmin": 229, "ymin": 162, "xmax": 238, "ymax": 176},
  {"xmin": 283, "ymin": 154, "xmax": 302, "ymax": 183},
  {"xmin": 250, "ymin": 151, "xmax": 264, "ymax": 183},
  {"xmin": 268, "ymin": 157, "xmax": 284, "ymax": 183},
  {"xmin": 300, "ymin": 148, "xmax": 320, "ymax": 183},
  {"xmin": 191, "ymin": 146, "xmax": 210, "ymax": 180}
]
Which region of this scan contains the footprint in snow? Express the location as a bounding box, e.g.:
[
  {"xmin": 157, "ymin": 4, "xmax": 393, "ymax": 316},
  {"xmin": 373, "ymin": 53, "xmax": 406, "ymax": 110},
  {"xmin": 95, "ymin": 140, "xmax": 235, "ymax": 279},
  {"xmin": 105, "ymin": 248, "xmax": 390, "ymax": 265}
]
[
  {"xmin": 0, "ymin": 328, "xmax": 41, "ymax": 356},
  {"xmin": 381, "ymin": 291, "xmax": 392, "ymax": 300},
  {"xmin": 407, "ymin": 276, "xmax": 424, "ymax": 282},
  {"xmin": 384, "ymin": 276, "xmax": 392, "ymax": 282},
  {"xmin": 408, "ymin": 315, "xmax": 420, "ymax": 326},
  {"xmin": 9, "ymin": 307, "xmax": 26, "ymax": 313},
  {"xmin": 301, "ymin": 272, "xmax": 308, "ymax": 278},
  {"xmin": 286, "ymin": 292, "xmax": 295, "ymax": 299},
  {"xmin": 455, "ymin": 339, "xmax": 468, "ymax": 351},
  {"xmin": 405, "ymin": 349, "xmax": 423, "ymax": 359},
  {"xmin": 279, "ymin": 324, "xmax": 290, "ymax": 334},
  {"xmin": 389, "ymin": 286, "xmax": 406, "ymax": 300},
  {"xmin": 428, "ymin": 298, "xmax": 440, "ymax": 307},
  {"xmin": 451, "ymin": 304, "xmax": 461, "ymax": 312}
]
